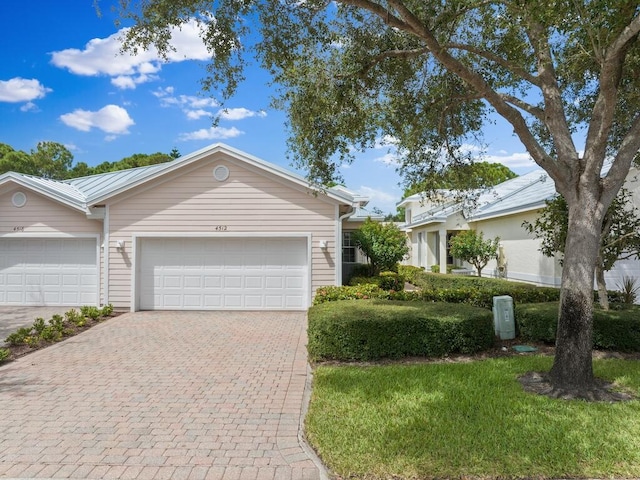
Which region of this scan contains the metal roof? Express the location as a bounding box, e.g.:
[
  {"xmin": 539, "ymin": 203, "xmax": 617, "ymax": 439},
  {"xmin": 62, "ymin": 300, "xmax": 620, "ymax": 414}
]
[
  {"xmin": 468, "ymin": 170, "xmax": 556, "ymax": 220},
  {"xmin": 401, "ymin": 170, "xmax": 558, "ymax": 227},
  {"xmin": 0, "ymin": 143, "xmax": 358, "ymax": 211}
]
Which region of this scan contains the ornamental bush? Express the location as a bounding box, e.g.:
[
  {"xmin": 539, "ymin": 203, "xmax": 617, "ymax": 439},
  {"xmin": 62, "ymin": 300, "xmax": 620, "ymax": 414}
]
[
  {"xmin": 308, "ymin": 300, "xmax": 494, "ymax": 361},
  {"xmin": 516, "ymin": 302, "xmax": 640, "ymax": 352}
]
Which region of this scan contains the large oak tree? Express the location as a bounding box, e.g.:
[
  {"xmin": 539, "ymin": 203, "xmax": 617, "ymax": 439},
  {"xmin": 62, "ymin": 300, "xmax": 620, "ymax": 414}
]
[{"xmin": 113, "ymin": 0, "xmax": 640, "ymax": 398}]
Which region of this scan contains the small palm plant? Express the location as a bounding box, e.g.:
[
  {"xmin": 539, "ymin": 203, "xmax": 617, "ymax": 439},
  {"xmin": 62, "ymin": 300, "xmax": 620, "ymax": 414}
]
[{"xmin": 616, "ymin": 276, "xmax": 639, "ymax": 305}]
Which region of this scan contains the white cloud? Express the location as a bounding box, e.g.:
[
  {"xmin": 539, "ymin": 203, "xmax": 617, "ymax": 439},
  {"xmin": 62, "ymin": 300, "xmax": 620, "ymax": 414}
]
[
  {"xmin": 355, "ymin": 186, "xmax": 399, "ymax": 213},
  {"xmin": 153, "ymin": 87, "xmax": 219, "ymax": 119},
  {"xmin": 20, "ymin": 102, "xmax": 38, "ymax": 112},
  {"xmin": 0, "ymin": 77, "xmax": 51, "ymax": 103},
  {"xmin": 60, "ymin": 104, "xmax": 135, "ymax": 135},
  {"xmin": 484, "ymin": 151, "xmax": 536, "ymax": 169},
  {"xmin": 179, "ymin": 126, "xmax": 243, "ymax": 141},
  {"xmin": 186, "ymin": 109, "xmax": 211, "ymax": 120},
  {"xmin": 374, "ymin": 153, "xmax": 401, "ymax": 167},
  {"xmin": 219, "ymin": 108, "xmax": 267, "ymax": 121},
  {"xmin": 51, "ymin": 20, "xmax": 210, "ymax": 89}
]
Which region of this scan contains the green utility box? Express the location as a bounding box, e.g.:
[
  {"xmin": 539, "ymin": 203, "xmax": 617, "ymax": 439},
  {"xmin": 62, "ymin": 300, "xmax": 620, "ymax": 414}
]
[{"xmin": 492, "ymin": 295, "xmax": 515, "ymax": 340}]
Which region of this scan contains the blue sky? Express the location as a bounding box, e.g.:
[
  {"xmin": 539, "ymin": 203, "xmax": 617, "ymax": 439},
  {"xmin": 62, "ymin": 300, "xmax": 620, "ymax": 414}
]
[{"xmin": 0, "ymin": 1, "xmax": 538, "ymax": 214}]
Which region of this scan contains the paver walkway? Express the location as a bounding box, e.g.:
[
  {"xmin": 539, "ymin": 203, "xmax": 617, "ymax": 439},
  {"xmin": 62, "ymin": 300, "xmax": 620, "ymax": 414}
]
[{"xmin": 0, "ymin": 311, "xmax": 325, "ymax": 480}]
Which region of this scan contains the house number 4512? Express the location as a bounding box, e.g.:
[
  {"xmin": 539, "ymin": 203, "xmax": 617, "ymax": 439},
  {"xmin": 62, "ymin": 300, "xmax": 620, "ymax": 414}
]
[{"xmin": 215, "ymin": 225, "xmax": 228, "ymax": 231}]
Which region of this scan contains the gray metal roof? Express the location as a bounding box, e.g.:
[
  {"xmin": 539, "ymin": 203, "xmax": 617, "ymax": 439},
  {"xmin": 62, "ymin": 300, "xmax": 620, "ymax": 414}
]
[
  {"xmin": 402, "ymin": 169, "xmax": 558, "ymax": 228},
  {"xmin": 468, "ymin": 170, "xmax": 556, "ymax": 220},
  {"xmin": 0, "ymin": 143, "xmax": 358, "ymax": 211}
]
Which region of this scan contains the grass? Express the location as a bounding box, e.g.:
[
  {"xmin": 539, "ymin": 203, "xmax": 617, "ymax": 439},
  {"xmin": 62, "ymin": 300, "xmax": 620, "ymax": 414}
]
[{"xmin": 305, "ymin": 356, "xmax": 640, "ymax": 479}]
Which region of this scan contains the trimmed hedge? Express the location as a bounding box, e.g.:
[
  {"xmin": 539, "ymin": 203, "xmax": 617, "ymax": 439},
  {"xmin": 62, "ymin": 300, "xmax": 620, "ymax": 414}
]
[
  {"xmin": 307, "ymin": 300, "xmax": 495, "ymax": 361},
  {"xmin": 313, "ymin": 283, "xmax": 559, "ymax": 308},
  {"xmin": 516, "ymin": 302, "xmax": 640, "ymax": 352},
  {"xmin": 349, "ymin": 271, "xmax": 405, "ymax": 291}
]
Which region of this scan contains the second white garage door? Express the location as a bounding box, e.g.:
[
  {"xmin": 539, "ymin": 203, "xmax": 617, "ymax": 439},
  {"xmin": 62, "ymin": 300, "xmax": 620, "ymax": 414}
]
[
  {"xmin": 138, "ymin": 237, "xmax": 309, "ymax": 310},
  {"xmin": 0, "ymin": 237, "xmax": 98, "ymax": 306}
]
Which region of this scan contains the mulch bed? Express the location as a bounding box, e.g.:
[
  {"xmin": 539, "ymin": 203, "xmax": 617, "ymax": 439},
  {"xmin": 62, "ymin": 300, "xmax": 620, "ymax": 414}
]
[{"xmin": 0, "ymin": 312, "xmax": 123, "ymax": 364}]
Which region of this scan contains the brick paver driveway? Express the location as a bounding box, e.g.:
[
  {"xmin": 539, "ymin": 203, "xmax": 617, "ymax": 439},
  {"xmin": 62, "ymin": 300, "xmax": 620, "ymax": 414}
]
[{"xmin": 0, "ymin": 311, "xmax": 325, "ymax": 480}]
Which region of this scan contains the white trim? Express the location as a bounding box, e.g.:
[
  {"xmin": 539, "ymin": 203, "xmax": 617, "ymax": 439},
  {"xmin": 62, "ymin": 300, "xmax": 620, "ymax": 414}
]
[
  {"xmin": 506, "ymin": 271, "xmax": 562, "ymax": 287},
  {"xmin": 0, "ymin": 176, "xmax": 88, "ymax": 213},
  {"xmin": 130, "ymin": 232, "xmax": 313, "ymax": 312},
  {"xmin": 103, "ymin": 205, "xmax": 110, "ymax": 307},
  {"xmin": 337, "ymin": 206, "xmax": 357, "ymax": 286},
  {"xmin": 0, "ymin": 233, "xmax": 101, "ymax": 307}
]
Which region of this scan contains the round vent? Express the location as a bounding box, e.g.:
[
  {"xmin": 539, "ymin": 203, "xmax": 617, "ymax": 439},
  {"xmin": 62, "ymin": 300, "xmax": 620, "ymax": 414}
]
[
  {"xmin": 213, "ymin": 165, "xmax": 230, "ymax": 182},
  {"xmin": 12, "ymin": 191, "xmax": 27, "ymax": 208}
]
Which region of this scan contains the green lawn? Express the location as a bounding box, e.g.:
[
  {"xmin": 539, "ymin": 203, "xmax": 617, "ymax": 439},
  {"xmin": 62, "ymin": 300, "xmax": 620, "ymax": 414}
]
[{"xmin": 306, "ymin": 357, "xmax": 640, "ymax": 479}]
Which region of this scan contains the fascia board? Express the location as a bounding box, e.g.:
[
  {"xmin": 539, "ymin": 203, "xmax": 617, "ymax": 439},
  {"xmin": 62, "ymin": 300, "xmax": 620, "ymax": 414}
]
[{"xmin": 0, "ymin": 175, "xmax": 89, "ymax": 213}]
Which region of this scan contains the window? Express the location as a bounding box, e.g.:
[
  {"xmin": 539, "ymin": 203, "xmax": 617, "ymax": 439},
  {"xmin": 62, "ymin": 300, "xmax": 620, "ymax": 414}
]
[{"xmin": 342, "ymin": 231, "xmax": 356, "ymax": 263}]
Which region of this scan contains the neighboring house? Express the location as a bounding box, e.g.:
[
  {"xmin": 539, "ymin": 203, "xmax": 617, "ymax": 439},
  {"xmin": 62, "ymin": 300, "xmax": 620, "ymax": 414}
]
[
  {"xmin": 400, "ymin": 166, "xmax": 640, "ymax": 290},
  {"xmin": 0, "ymin": 144, "xmax": 371, "ymax": 310}
]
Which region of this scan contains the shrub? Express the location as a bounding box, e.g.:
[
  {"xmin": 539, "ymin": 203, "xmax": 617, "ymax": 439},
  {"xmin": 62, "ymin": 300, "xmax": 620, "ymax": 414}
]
[
  {"xmin": 349, "ymin": 276, "xmax": 382, "ymax": 287},
  {"xmin": 66, "ymin": 308, "xmax": 85, "ymax": 327},
  {"xmin": 5, "ymin": 327, "xmax": 34, "ymax": 346},
  {"xmin": 379, "ymin": 271, "xmax": 405, "ymax": 291},
  {"xmin": 307, "ymin": 300, "xmax": 495, "ymax": 361},
  {"xmin": 81, "ymin": 306, "xmax": 101, "ymax": 320},
  {"xmin": 397, "ymin": 265, "xmax": 425, "ymax": 284},
  {"xmin": 314, "ymin": 279, "xmax": 560, "ymax": 308},
  {"xmin": 516, "ymin": 302, "xmax": 640, "ymax": 352},
  {"xmin": 314, "ymin": 284, "xmax": 384, "ymax": 304},
  {"xmin": 0, "ymin": 348, "xmax": 9, "ymax": 363},
  {"xmin": 101, "ymin": 304, "xmax": 114, "ymax": 316}
]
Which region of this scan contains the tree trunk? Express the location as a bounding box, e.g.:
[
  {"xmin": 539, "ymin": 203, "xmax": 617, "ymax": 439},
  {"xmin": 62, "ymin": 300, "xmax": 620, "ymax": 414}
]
[
  {"xmin": 549, "ymin": 203, "xmax": 603, "ymax": 396},
  {"xmin": 595, "ymin": 260, "xmax": 609, "ymax": 311}
]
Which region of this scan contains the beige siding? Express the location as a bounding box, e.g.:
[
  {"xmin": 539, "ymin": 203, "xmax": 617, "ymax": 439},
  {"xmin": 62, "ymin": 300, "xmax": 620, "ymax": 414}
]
[
  {"xmin": 471, "ymin": 211, "xmax": 561, "ymax": 286},
  {"xmin": 0, "ymin": 188, "xmax": 101, "ymax": 235},
  {"xmin": 106, "ymin": 158, "xmax": 338, "ymax": 309}
]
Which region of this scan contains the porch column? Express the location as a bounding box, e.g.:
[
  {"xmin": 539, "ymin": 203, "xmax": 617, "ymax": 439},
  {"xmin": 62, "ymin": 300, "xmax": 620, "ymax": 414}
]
[{"xmin": 439, "ymin": 227, "xmax": 447, "ymax": 274}]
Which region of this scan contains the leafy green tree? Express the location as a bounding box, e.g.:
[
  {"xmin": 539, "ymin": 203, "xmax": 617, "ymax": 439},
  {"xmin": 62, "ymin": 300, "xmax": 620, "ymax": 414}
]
[
  {"xmin": 0, "ymin": 143, "xmax": 31, "ymax": 176},
  {"xmin": 115, "ymin": 1, "xmax": 640, "ymax": 397},
  {"xmin": 448, "ymin": 230, "xmax": 500, "ymax": 277},
  {"xmin": 524, "ymin": 190, "xmax": 640, "ymax": 310},
  {"xmin": 29, "ymin": 142, "xmax": 74, "ymax": 179},
  {"xmin": 352, "ymin": 218, "xmax": 409, "ymax": 276},
  {"xmin": 404, "ymin": 162, "xmax": 518, "ymax": 198},
  {"xmin": 0, "ymin": 142, "xmax": 73, "ymax": 179}
]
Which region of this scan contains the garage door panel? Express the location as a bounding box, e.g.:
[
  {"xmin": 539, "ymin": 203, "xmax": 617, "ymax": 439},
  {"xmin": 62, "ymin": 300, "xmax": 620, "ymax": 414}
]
[
  {"xmin": 0, "ymin": 238, "xmax": 98, "ymax": 306},
  {"xmin": 139, "ymin": 237, "xmax": 308, "ymax": 310}
]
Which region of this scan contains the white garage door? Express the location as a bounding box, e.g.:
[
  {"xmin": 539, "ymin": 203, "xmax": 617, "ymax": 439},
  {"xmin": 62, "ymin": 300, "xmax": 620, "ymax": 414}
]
[
  {"xmin": 0, "ymin": 237, "xmax": 98, "ymax": 306},
  {"xmin": 138, "ymin": 237, "xmax": 309, "ymax": 310}
]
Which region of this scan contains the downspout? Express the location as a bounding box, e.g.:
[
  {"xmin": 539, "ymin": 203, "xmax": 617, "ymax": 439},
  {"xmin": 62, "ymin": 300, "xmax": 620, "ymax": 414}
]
[{"xmin": 337, "ymin": 204, "xmax": 357, "ymax": 286}]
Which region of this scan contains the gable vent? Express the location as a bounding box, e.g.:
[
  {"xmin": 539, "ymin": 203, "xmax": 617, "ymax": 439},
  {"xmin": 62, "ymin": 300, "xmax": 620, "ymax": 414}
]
[{"xmin": 213, "ymin": 165, "xmax": 230, "ymax": 182}]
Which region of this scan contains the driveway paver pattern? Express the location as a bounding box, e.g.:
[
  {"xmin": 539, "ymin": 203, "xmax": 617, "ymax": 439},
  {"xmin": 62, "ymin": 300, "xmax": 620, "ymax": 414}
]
[{"xmin": 0, "ymin": 311, "xmax": 325, "ymax": 480}]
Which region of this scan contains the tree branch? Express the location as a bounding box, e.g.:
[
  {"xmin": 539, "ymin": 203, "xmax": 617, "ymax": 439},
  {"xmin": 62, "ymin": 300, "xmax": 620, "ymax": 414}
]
[
  {"xmin": 499, "ymin": 94, "xmax": 544, "ymax": 121},
  {"xmin": 445, "ymin": 43, "xmax": 540, "ymax": 86},
  {"xmin": 523, "ymin": 17, "xmax": 578, "ymax": 176},
  {"xmin": 585, "ymin": 12, "xmax": 640, "ymax": 185},
  {"xmin": 377, "ymin": 0, "xmax": 560, "ymax": 179},
  {"xmin": 603, "ymin": 114, "xmax": 640, "ymax": 200}
]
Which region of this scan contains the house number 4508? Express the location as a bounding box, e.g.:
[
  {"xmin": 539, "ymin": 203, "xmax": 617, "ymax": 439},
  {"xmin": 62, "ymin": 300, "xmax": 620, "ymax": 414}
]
[{"xmin": 215, "ymin": 225, "xmax": 228, "ymax": 231}]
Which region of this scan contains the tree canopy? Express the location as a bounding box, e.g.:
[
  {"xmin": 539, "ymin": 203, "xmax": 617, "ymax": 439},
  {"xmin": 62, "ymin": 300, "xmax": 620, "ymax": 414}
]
[
  {"xmin": 114, "ymin": 1, "xmax": 640, "ymax": 398},
  {"xmin": 352, "ymin": 218, "xmax": 409, "ymax": 275},
  {"xmin": 0, "ymin": 142, "xmax": 177, "ymax": 180},
  {"xmin": 403, "ymin": 162, "xmax": 518, "ymax": 198},
  {"xmin": 449, "ymin": 230, "xmax": 500, "ymax": 277}
]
